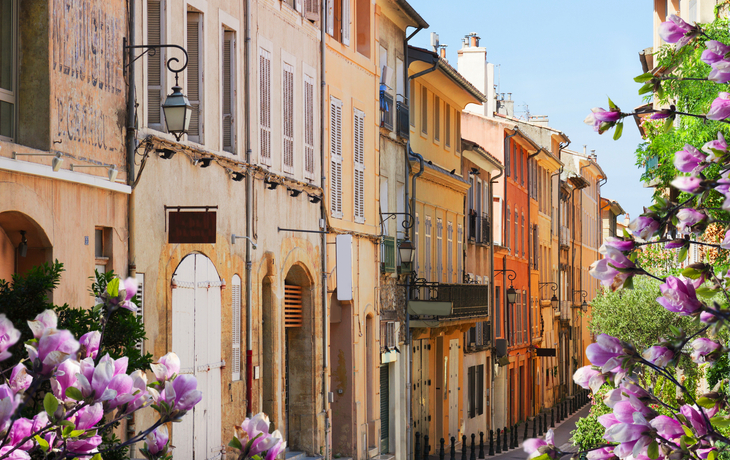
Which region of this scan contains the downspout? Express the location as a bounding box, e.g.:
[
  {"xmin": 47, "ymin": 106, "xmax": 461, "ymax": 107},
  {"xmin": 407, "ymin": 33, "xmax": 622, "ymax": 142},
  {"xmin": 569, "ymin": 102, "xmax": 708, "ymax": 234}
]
[
  {"xmin": 553, "ymin": 138, "xmax": 568, "ymax": 404},
  {"xmin": 320, "ymin": 1, "xmax": 330, "ymax": 458},
  {"xmin": 576, "ymin": 161, "xmax": 591, "ymax": 397},
  {"xmin": 244, "ymin": 0, "xmax": 254, "ymax": 418},
  {"xmin": 488, "ymin": 159, "xmax": 503, "ymax": 433},
  {"xmin": 126, "ymin": 0, "xmax": 136, "ymax": 282},
  {"xmin": 526, "ymin": 147, "xmax": 540, "ymax": 417}
]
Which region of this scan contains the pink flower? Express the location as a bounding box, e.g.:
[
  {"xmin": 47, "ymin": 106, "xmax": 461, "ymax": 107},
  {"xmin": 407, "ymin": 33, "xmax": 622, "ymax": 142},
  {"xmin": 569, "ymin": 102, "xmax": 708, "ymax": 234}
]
[
  {"xmin": 628, "ymin": 216, "xmax": 660, "ymax": 240},
  {"xmin": 145, "ymin": 425, "xmax": 169, "ymax": 455},
  {"xmin": 586, "ymin": 334, "xmax": 624, "ymax": 371},
  {"xmin": 7, "ymin": 417, "xmax": 33, "ymax": 450},
  {"xmin": 657, "ymin": 276, "xmax": 703, "ymax": 315},
  {"xmin": 671, "ymin": 176, "xmax": 702, "ymax": 194},
  {"xmin": 9, "ymin": 364, "xmax": 31, "ymax": 395},
  {"xmin": 585, "ymin": 108, "xmax": 621, "ymax": 134},
  {"xmin": 690, "ymin": 338, "xmax": 721, "ymax": 363},
  {"xmin": 51, "ymin": 359, "xmax": 80, "ymax": 402},
  {"xmin": 707, "ymin": 92, "xmax": 730, "ymax": 121},
  {"xmin": 0, "ymin": 384, "xmax": 22, "ymax": 433},
  {"xmin": 676, "ymin": 208, "xmax": 706, "ymax": 233},
  {"xmin": 75, "ymin": 359, "xmax": 118, "ymax": 402},
  {"xmin": 642, "ymin": 346, "xmax": 674, "ymax": 367},
  {"xmin": 721, "ymin": 229, "xmax": 730, "ymax": 249},
  {"xmin": 161, "ymin": 374, "xmax": 203, "ymax": 414},
  {"xmin": 674, "ymin": 144, "xmax": 706, "ymax": 173},
  {"xmin": 523, "ymin": 429, "xmax": 555, "ymax": 459},
  {"xmin": 681, "ymin": 405, "xmax": 711, "ymax": 437},
  {"xmin": 26, "ymin": 327, "xmax": 79, "ymax": 375},
  {"xmin": 573, "ymin": 366, "xmax": 605, "ymax": 393},
  {"xmin": 590, "ymin": 247, "xmax": 636, "ymax": 290},
  {"xmin": 586, "ymin": 447, "xmax": 616, "ymax": 460},
  {"xmin": 78, "ymin": 331, "xmax": 101, "ymax": 360},
  {"xmin": 0, "ymin": 447, "xmax": 30, "ymax": 460},
  {"xmin": 649, "ymin": 415, "xmax": 684, "ymax": 440},
  {"xmin": 151, "ymin": 352, "xmax": 181, "ymax": 382},
  {"xmin": 658, "ymin": 15, "xmax": 697, "ymax": 47},
  {"xmin": 0, "ymin": 314, "xmax": 21, "ymax": 362},
  {"xmin": 265, "ymin": 433, "xmax": 287, "ymax": 460},
  {"xmin": 27, "ymin": 310, "xmax": 57, "ymax": 339},
  {"xmin": 613, "ymin": 397, "xmax": 654, "ymax": 424},
  {"xmin": 702, "ymin": 132, "xmax": 727, "ymax": 161},
  {"xmin": 603, "ymin": 237, "xmax": 635, "ymax": 252}
]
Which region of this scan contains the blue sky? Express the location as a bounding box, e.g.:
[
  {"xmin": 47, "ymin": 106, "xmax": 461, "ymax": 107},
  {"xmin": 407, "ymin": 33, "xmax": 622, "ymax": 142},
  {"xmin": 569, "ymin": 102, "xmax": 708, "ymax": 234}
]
[{"xmin": 409, "ymin": 0, "xmax": 655, "ymax": 220}]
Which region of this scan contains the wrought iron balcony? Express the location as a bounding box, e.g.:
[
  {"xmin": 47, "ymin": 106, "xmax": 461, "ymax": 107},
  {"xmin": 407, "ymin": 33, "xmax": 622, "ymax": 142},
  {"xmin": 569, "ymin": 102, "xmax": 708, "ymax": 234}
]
[
  {"xmin": 468, "ymin": 213, "xmax": 491, "ymax": 245},
  {"xmin": 380, "ymin": 90, "xmax": 394, "ymax": 131},
  {"xmin": 409, "ymin": 280, "xmax": 490, "ymax": 319},
  {"xmin": 396, "ymin": 100, "xmax": 409, "ymax": 139},
  {"xmin": 481, "ymin": 216, "xmax": 491, "ymax": 244}
]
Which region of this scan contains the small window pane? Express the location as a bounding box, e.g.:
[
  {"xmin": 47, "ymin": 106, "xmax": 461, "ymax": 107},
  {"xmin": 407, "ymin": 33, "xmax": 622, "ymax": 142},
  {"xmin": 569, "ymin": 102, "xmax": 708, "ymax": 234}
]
[
  {"xmin": 0, "ymin": 0, "xmax": 12, "ymax": 92},
  {"xmin": 95, "ymin": 229, "xmax": 104, "ymax": 257},
  {"xmin": 0, "ymin": 100, "xmax": 12, "ymax": 138}
]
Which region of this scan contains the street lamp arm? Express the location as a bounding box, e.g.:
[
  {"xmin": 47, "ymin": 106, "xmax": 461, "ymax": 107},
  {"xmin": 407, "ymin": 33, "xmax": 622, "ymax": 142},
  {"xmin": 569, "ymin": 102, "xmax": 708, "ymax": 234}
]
[
  {"xmin": 539, "ymin": 282, "xmax": 559, "ymax": 294},
  {"xmin": 123, "ymin": 40, "xmax": 189, "ymax": 83},
  {"xmin": 494, "ymin": 268, "xmax": 517, "ymax": 282}
]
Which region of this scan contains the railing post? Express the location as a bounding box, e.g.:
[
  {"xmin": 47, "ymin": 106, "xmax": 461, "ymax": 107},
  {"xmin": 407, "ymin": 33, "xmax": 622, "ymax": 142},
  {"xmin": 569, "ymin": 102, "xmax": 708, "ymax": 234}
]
[
  {"xmin": 543, "ymin": 412, "xmax": 547, "ymax": 433},
  {"xmin": 532, "ymin": 416, "xmax": 537, "ymax": 438},
  {"xmin": 551, "ymin": 408, "xmax": 555, "ymax": 427},
  {"xmin": 538, "ymin": 413, "xmax": 543, "ymax": 436},
  {"xmin": 495, "ymin": 429, "xmax": 501, "ymax": 454},
  {"xmin": 523, "ymin": 420, "xmax": 528, "ymax": 443},
  {"xmin": 478, "ymin": 432, "xmax": 484, "ymax": 459},
  {"xmin": 440, "ymin": 438, "xmax": 445, "ymax": 460}
]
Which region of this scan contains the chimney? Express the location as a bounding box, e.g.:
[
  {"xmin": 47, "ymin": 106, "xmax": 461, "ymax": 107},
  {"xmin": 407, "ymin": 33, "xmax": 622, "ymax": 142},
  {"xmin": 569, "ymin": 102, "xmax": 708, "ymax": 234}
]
[
  {"xmin": 457, "ymin": 31, "xmax": 493, "ymax": 117},
  {"xmin": 624, "ymin": 213, "xmax": 630, "ymax": 227},
  {"xmin": 439, "ymin": 44, "xmax": 447, "ymax": 60}
]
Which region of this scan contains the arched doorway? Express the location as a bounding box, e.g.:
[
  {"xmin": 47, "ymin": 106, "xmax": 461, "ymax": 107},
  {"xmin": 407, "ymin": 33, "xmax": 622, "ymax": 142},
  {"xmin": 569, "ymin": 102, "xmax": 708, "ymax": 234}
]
[
  {"xmin": 171, "ymin": 254, "xmax": 223, "ymax": 459},
  {"xmin": 283, "ymin": 264, "xmax": 314, "ymax": 452},
  {"xmin": 0, "ymin": 211, "xmax": 52, "ymax": 281}
]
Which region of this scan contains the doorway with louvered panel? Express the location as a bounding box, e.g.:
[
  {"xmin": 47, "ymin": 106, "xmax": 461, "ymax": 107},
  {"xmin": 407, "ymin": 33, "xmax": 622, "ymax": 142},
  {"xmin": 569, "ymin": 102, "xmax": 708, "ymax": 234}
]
[{"xmin": 284, "ymin": 283, "xmax": 302, "ymax": 446}]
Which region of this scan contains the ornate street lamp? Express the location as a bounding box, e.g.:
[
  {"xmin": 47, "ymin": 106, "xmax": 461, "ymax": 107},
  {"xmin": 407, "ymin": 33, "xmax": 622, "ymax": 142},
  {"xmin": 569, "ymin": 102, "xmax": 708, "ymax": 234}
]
[
  {"xmin": 573, "ymin": 290, "xmax": 589, "ymax": 312},
  {"xmin": 539, "ymin": 281, "xmax": 560, "ymax": 312},
  {"xmin": 398, "ymin": 238, "xmax": 415, "ymax": 266}
]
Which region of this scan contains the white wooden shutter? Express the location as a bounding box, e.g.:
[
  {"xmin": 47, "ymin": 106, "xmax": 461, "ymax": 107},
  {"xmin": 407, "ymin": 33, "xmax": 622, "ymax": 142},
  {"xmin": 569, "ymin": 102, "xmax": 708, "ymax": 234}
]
[
  {"xmin": 135, "ymin": 273, "xmax": 145, "ymax": 352},
  {"xmin": 414, "ymin": 213, "xmax": 419, "ymax": 275},
  {"xmin": 327, "ymin": 0, "xmax": 334, "ymax": 35},
  {"xmin": 447, "ymin": 222, "xmax": 453, "ymax": 283},
  {"xmin": 457, "ymin": 224, "xmax": 463, "ymax": 283},
  {"xmin": 342, "ymin": 0, "xmax": 350, "ymax": 45},
  {"xmin": 231, "ymin": 275, "xmax": 241, "ymax": 381},
  {"xmin": 283, "ymin": 63, "xmax": 294, "ymax": 174},
  {"xmin": 146, "ymin": 0, "xmax": 163, "ymax": 129},
  {"xmin": 425, "ymin": 216, "xmax": 432, "ymax": 282},
  {"xmin": 222, "ymin": 31, "xmax": 236, "ymax": 153},
  {"xmin": 304, "ymin": 74, "xmax": 315, "ymax": 180},
  {"xmin": 259, "ymin": 48, "xmax": 272, "ymax": 165},
  {"xmin": 330, "ymin": 97, "xmax": 343, "ymax": 218},
  {"xmin": 186, "ymin": 13, "xmax": 202, "ymax": 143},
  {"xmin": 436, "ymin": 219, "xmax": 443, "ymax": 282},
  {"xmin": 304, "ymin": 0, "xmax": 320, "ymax": 21},
  {"xmin": 354, "ymin": 109, "xmax": 365, "ymax": 223}
]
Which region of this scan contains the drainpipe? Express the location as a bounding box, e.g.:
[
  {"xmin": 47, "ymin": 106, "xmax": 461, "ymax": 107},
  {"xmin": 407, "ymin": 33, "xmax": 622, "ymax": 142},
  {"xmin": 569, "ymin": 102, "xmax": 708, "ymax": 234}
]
[
  {"xmin": 320, "ymin": 0, "xmax": 330, "ymax": 458},
  {"xmin": 577, "ymin": 161, "xmax": 590, "ymax": 396},
  {"xmin": 244, "ymin": 0, "xmax": 254, "ymax": 418},
  {"xmin": 488, "ymin": 157, "xmax": 503, "ymax": 433},
  {"xmin": 526, "ymin": 147, "xmax": 540, "ymax": 417}
]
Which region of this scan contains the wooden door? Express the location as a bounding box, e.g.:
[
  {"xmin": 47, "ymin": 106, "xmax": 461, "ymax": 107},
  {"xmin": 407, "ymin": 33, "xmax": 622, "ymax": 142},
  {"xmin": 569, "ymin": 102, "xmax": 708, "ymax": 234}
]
[{"xmin": 448, "ymin": 339, "xmax": 459, "ymax": 439}]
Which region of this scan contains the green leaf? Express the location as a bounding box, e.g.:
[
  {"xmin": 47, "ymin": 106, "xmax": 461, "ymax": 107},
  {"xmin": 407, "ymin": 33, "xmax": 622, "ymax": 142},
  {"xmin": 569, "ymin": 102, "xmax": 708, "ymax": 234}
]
[
  {"xmin": 608, "ymin": 97, "xmax": 619, "ymax": 111},
  {"xmin": 696, "ymin": 286, "xmax": 718, "ymax": 299},
  {"xmin": 531, "ymin": 455, "xmax": 550, "ymax": 460},
  {"xmin": 638, "ymin": 82, "xmax": 654, "ymax": 95},
  {"xmin": 35, "ymin": 435, "xmax": 49, "ymax": 453},
  {"xmin": 708, "ymin": 449, "xmax": 717, "ymax": 460},
  {"xmin": 228, "ymin": 437, "xmax": 243, "ymax": 451},
  {"xmin": 44, "ymin": 393, "xmax": 59, "ymax": 418},
  {"xmin": 656, "ymin": 84, "xmax": 665, "ymax": 99},
  {"xmin": 681, "ymin": 267, "xmax": 700, "ymax": 279},
  {"xmin": 613, "ymin": 121, "xmax": 624, "ymax": 140},
  {"xmin": 624, "ymin": 276, "xmax": 635, "ymax": 289},
  {"xmin": 682, "ymin": 425, "xmax": 693, "ymax": 437},
  {"xmin": 91, "ymin": 454, "xmax": 103, "ymax": 460},
  {"xmin": 669, "ymin": 325, "xmax": 681, "ymax": 336},
  {"xmin": 65, "ymin": 386, "xmax": 83, "ymax": 401},
  {"xmin": 647, "ymin": 440, "xmax": 659, "ymax": 460},
  {"xmin": 634, "ymin": 73, "xmax": 654, "ymax": 83},
  {"xmin": 698, "ymin": 396, "xmax": 717, "ymax": 409},
  {"xmin": 710, "ymin": 415, "xmax": 730, "ymax": 428},
  {"xmin": 662, "ymin": 116, "xmax": 673, "ymax": 133},
  {"xmin": 63, "ymin": 425, "xmax": 73, "ymax": 438},
  {"xmin": 678, "ymin": 245, "xmax": 688, "ymax": 263},
  {"xmin": 106, "ymin": 277, "xmax": 120, "ymax": 298}
]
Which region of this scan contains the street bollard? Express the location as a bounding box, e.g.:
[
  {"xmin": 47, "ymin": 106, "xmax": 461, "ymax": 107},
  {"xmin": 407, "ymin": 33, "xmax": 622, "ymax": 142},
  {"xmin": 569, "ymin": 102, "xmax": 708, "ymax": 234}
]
[
  {"xmin": 440, "ymin": 438, "xmax": 445, "ymax": 460},
  {"xmin": 424, "ymin": 435, "xmax": 430, "ymax": 460},
  {"xmin": 502, "ymin": 427, "xmax": 508, "ymax": 451},
  {"xmin": 543, "ymin": 412, "xmax": 547, "ymax": 432},
  {"xmin": 551, "ymin": 408, "xmax": 555, "ymax": 427},
  {"xmin": 538, "ymin": 414, "xmax": 543, "ymax": 436},
  {"xmin": 510, "ymin": 425, "xmax": 515, "ymax": 449},
  {"xmin": 532, "ymin": 416, "xmax": 537, "ymax": 438},
  {"xmin": 462, "ymin": 435, "xmax": 467, "ymax": 460},
  {"xmin": 495, "ymin": 429, "xmax": 502, "ymax": 454},
  {"xmin": 451, "ymin": 436, "xmax": 456, "ymax": 460},
  {"xmin": 511, "ymin": 425, "xmax": 516, "ymax": 449},
  {"xmin": 514, "ymin": 424, "xmax": 519, "ymax": 448},
  {"xmin": 479, "ymin": 432, "xmax": 484, "ymax": 459},
  {"xmin": 488, "ymin": 430, "xmax": 494, "ymax": 456},
  {"xmin": 470, "ymin": 433, "xmax": 476, "ymax": 460},
  {"xmin": 524, "ymin": 420, "xmax": 528, "ymax": 443},
  {"xmin": 416, "ymin": 432, "xmax": 421, "ymax": 460}
]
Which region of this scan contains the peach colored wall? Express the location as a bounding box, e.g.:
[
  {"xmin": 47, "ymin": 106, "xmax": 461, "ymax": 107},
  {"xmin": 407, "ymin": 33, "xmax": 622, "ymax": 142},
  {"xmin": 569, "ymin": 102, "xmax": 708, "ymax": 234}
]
[{"xmin": 0, "ymin": 227, "xmax": 14, "ymax": 282}]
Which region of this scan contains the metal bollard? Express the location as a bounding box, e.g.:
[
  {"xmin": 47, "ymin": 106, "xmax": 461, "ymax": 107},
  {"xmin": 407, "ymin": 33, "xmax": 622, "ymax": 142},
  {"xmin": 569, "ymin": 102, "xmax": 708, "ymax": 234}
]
[
  {"xmin": 440, "ymin": 438, "xmax": 445, "ymax": 460},
  {"xmin": 462, "ymin": 435, "xmax": 467, "ymax": 460},
  {"xmin": 470, "ymin": 433, "xmax": 476, "ymax": 460},
  {"xmin": 532, "ymin": 416, "xmax": 537, "ymax": 438},
  {"xmin": 513, "ymin": 425, "xmax": 518, "ymax": 448},
  {"xmin": 551, "ymin": 408, "xmax": 555, "ymax": 427},
  {"xmin": 488, "ymin": 430, "xmax": 494, "ymax": 456},
  {"xmin": 538, "ymin": 414, "xmax": 543, "ymax": 436},
  {"xmin": 495, "ymin": 429, "xmax": 502, "ymax": 454},
  {"xmin": 523, "ymin": 420, "xmax": 528, "ymax": 443},
  {"xmin": 424, "ymin": 435, "xmax": 430, "ymax": 460},
  {"xmin": 451, "ymin": 436, "xmax": 456, "ymax": 460},
  {"xmin": 502, "ymin": 427, "xmax": 508, "ymax": 451},
  {"xmin": 543, "ymin": 412, "xmax": 547, "ymax": 433},
  {"xmin": 416, "ymin": 432, "xmax": 421, "ymax": 460},
  {"xmin": 479, "ymin": 432, "xmax": 484, "ymax": 459}
]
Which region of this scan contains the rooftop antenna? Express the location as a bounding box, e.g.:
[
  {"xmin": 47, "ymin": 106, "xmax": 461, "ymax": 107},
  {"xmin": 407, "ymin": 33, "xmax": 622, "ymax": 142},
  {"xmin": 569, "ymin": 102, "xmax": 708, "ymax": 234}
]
[{"xmin": 430, "ymin": 32, "xmax": 440, "ymax": 52}]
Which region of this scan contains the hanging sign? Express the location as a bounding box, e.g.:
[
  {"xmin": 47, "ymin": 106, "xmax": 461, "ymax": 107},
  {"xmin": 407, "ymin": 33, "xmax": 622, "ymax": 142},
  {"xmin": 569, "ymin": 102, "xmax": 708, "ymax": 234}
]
[{"xmin": 168, "ymin": 210, "xmax": 217, "ymax": 244}]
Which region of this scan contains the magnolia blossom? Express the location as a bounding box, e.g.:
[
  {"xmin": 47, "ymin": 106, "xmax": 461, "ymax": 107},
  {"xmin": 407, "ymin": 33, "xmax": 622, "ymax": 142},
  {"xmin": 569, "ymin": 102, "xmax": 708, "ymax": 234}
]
[
  {"xmin": 573, "ymin": 366, "xmax": 605, "ymax": 393},
  {"xmin": 25, "ymin": 311, "xmax": 79, "ymax": 374},
  {"xmin": 690, "ymin": 337, "xmax": 721, "ymax": 363},
  {"xmin": 265, "ymin": 433, "xmax": 287, "ymax": 460},
  {"xmin": 658, "ymin": 15, "xmax": 697, "ymax": 48},
  {"xmin": 656, "ymin": 276, "xmax": 702, "ymax": 316},
  {"xmin": 0, "ymin": 384, "xmax": 21, "ymax": 433},
  {"xmin": 627, "ymin": 216, "xmax": 659, "ymax": 241},
  {"xmin": 51, "ymin": 359, "xmax": 80, "ymax": 402},
  {"xmin": 706, "ymin": 92, "xmax": 730, "ymax": 121},
  {"xmin": 589, "ymin": 246, "xmax": 636, "ymax": 290},
  {"xmin": 151, "ymin": 352, "xmax": 181, "ymax": 383},
  {"xmin": 78, "ymin": 331, "xmax": 101, "ymax": 360},
  {"xmin": 66, "ymin": 403, "xmax": 104, "ymax": 455},
  {"xmin": 7, "ymin": 417, "xmax": 33, "ymax": 451},
  {"xmin": 671, "ymin": 175, "xmax": 702, "ymax": 194},
  {"xmin": 676, "ymin": 208, "xmax": 705, "ymax": 233},
  {"xmin": 27, "ymin": 310, "xmax": 57, "ymax": 339},
  {"xmin": 612, "ymin": 396, "xmax": 655, "ymax": 424},
  {"xmin": 604, "ymin": 381, "xmax": 651, "ymax": 409},
  {"xmin": 145, "ymin": 425, "xmax": 169, "ymax": 455},
  {"xmin": 585, "ymin": 108, "xmax": 621, "ymax": 134},
  {"xmin": 681, "ymin": 405, "xmax": 712, "ymax": 437},
  {"xmin": 603, "ymin": 237, "xmax": 635, "ymax": 252},
  {"xmin": 642, "ymin": 346, "xmax": 674, "ymax": 367},
  {"xmin": 674, "ymin": 144, "xmax": 707, "ymax": 173},
  {"xmin": 586, "ymin": 334, "xmax": 624, "ymax": 372},
  {"xmin": 523, "ymin": 429, "xmax": 555, "ymax": 459},
  {"xmin": 702, "ymin": 132, "xmax": 727, "ymax": 161},
  {"xmin": 0, "ymin": 314, "xmax": 21, "ymax": 362},
  {"xmin": 649, "ymin": 415, "xmax": 684, "ymax": 440},
  {"xmin": 0, "ymin": 447, "xmax": 30, "ymax": 460},
  {"xmin": 722, "ymin": 229, "xmax": 730, "ymax": 250},
  {"xmin": 586, "ymin": 447, "xmax": 616, "ymax": 460},
  {"xmin": 160, "ymin": 374, "xmax": 203, "ymax": 415},
  {"xmin": 9, "ymin": 364, "xmax": 32, "ymax": 395}
]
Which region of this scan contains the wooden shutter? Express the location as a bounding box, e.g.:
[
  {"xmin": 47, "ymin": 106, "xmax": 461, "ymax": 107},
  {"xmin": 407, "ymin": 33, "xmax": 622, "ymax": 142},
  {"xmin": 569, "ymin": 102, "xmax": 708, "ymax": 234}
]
[
  {"xmin": 456, "ymin": 113, "xmax": 461, "ymax": 153},
  {"xmin": 447, "ymin": 222, "xmax": 453, "ymax": 283},
  {"xmin": 283, "ymin": 63, "xmax": 294, "ymax": 173},
  {"xmin": 445, "ymin": 103, "xmax": 451, "ymax": 147},
  {"xmin": 354, "ymin": 109, "xmax": 365, "ymax": 223},
  {"xmin": 304, "ymin": 75, "xmax": 315, "ymax": 179},
  {"xmin": 284, "ymin": 284, "xmax": 303, "ymax": 328},
  {"xmin": 135, "ymin": 273, "xmax": 145, "ymax": 352},
  {"xmin": 330, "ymin": 97, "xmax": 343, "ymax": 218},
  {"xmin": 305, "ymin": 0, "xmax": 320, "ymax": 21},
  {"xmin": 457, "ymin": 223, "xmax": 463, "ymax": 283},
  {"xmin": 259, "ymin": 48, "xmax": 272, "ymax": 164},
  {"xmin": 414, "ymin": 213, "xmax": 419, "ymax": 274},
  {"xmin": 327, "ymin": 0, "xmax": 334, "ymax": 35},
  {"xmin": 434, "ymin": 95, "xmax": 440, "ymax": 141},
  {"xmin": 436, "ymin": 219, "xmax": 443, "ymax": 282},
  {"xmin": 147, "ymin": 0, "xmax": 163, "ymax": 128},
  {"xmin": 231, "ymin": 275, "xmax": 241, "ymax": 380},
  {"xmin": 425, "ymin": 217, "xmax": 432, "ymax": 281},
  {"xmin": 341, "ymin": 0, "xmax": 350, "ymax": 45},
  {"xmin": 222, "ymin": 31, "xmax": 235, "ymax": 153},
  {"xmin": 467, "ymin": 366, "xmax": 475, "ymax": 418},
  {"xmin": 476, "ymin": 365, "xmax": 484, "ymax": 415},
  {"xmin": 187, "ymin": 13, "xmax": 202, "ymax": 142}
]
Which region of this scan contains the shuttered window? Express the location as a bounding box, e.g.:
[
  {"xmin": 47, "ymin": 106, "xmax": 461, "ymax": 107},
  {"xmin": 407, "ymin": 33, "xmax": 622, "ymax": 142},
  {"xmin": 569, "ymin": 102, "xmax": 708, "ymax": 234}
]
[
  {"xmin": 447, "ymin": 221, "xmax": 453, "ymax": 283},
  {"xmin": 330, "ymin": 96, "xmax": 343, "ymax": 218},
  {"xmin": 514, "ymin": 210, "xmax": 519, "ymax": 257},
  {"xmin": 434, "ymin": 95, "xmax": 440, "ymax": 141},
  {"xmin": 424, "ymin": 216, "xmax": 432, "ymax": 282},
  {"xmin": 259, "ymin": 48, "xmax": 272, "ymax": 165},
  {"xmin": 146, "ymin": 0, "xmax": 163, "ymax": 129},
  {"xmin": 421, "ymin": 86, "xmax": 427, "ymax": 135},
  {"xmin": 354, "ymin": 108, "xmax": 365, "ymax": 223},
  {"xmin": 505, "ymin": 138, "xmax": 511, "ymax": 177},
  {"xmin": 186, "ymin": 12, "xmax": 203, "ymax": 143},
  {"xmin": 436, "ymin": 218, "xmax": 443, "ymax": 282},
  {"xmin": 304, "ymin": 0, "xmax": 320, "ymax": 21},
  {"xmin": 444, "ymin": 103, "xmax": 451, "ymax": 147},
  {"xmin": 476, "ymin": 365, "xmax": 484, "ymax": 415},
  {"xmin": 457, "ymin": 223, "xmax": 463, "ymax": 283},
  {"xmin": 135, "ymin": 273, "xmax": 145, "ymax": 352},
  {"xmin": 456, "ymin": 112, "xmax": 461, "ymax": 153},
  {"xmin": 468, "ymin": 365, "xmax": 476, "ymax": 418},
  {"xmin": 506, "ymin": 207, "xmax": 511, "ymax": 251},
  {"xmin": 326, "ymin": 0, "xmax": 334, "ymax": 36},
  {"xmin": 414, "ymin": 213, "xmax": 419, "ymax": 275},
  {"xmin": 304, "ymin": 74, "xmax": 315, "ymax": 179},
  {"xmin": 284, "ymin": 284, "xmax": 303, "ymax": 328},
  {"xmin": 232, "ymin": 275, "xmax": 241, "ymax": 380},
  {"xmin": 222, "ymin": 31, "xmax": 236, "ymax": 153},
  {"xmin": 342, "ymin": 0, "xmax": 350, "ymax": 45},
  {"xmin": 283, "ymin": 63, "xmax": 295, "ymax": 173}
]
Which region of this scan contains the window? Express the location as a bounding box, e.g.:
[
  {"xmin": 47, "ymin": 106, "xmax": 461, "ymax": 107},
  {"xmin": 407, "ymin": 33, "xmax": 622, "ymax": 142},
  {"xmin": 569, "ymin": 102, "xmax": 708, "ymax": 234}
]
[
  {"xmin": 232, "ymin": 274, "xmax": 241, "ymax": 380},
  {"xmin": 355, "ymin": 0, "xmax": 369, "ymax": 57},
  {"xmin": 513, "ymin": 143, "xmax": 518, "ymax": 181},
  {"xmin": 421, "ymin": 86, "xmax": 428, "ymax": 135},
  {"xmin": 468, "ymin": 365, "xmax": 476, "ymax": 418},
  {"xmin": 409, "ymin": 80, "xmax": 415, "ymax": 127},
  {"xmin": 304, "ymin": 74, "xmax": 315, "ymax": 179},
  {"xmin": 495, "ymin": 289, "xmax": 501, "ymax": 338},
  {"xmin": 520, "ymin": 147, "xmax": 524, "ymax": 186},
  {"xmin": 354, "ymin": 108, "xmax": 365, "ymax": 222},
  {"xmin": 457, "ymin": 223, "xmax": 463, "ymax": 283},
  {"xmin": 445, "ymin": 103, "xmax": 451, "ymax": 148},
  {"xmin": 259, "ymin": 48, "xmax": 272, "ymax": 164},
  {"xmin": 146, "ymin": 0, "xmax": 164, "ymax": 131},
  {"xmin": 283, "ymin": 63, "xmax": 295, "ymax": 173},
  {"xmin": 434, "ymin": 95, "xmax": 440, "ymax": 141},
  {"xmin": 187, "ymin": 11, "xmax": 203, "ymax": 143},
  {"xmin": 414, "ymin": 213, "xmax": 419, "ymax": 274},
  {"xmin": 447, "ymin": 221, "xmax": 453, "ymax": 283},
  {"xmin": 514, "ymin": 210, "xmax": 519, "ymax": 257},
  {"xmin": 425, "ymin": 216, "xmax": 432, "ymax": 281},
  {"xmin": 222, "ymin": 31, "xmax": 236, "ymax": 153},
  {"xmin": 327, "ymin": 0, "xmax": 350, "ymax": 45},
  {"xmin": 506, "ymin": 207, "xmax": 510, "ymax": 251},
  {"xmin": 476, "ymin": 364, "xmax": 484, "ymax": 415},
  {"xmin": 135, "ymin": 273, "xmax": 145, "ymax": 351},
  {"xmin": 522, "ymin": 214, "xmax": 526, "ymax": 258},
  {"xmin": 330, "ymin": 97, "xmax": 343, "ymax": 218},
  {"xmin": 436, "ymin": 218, "xmax": 443, "ymax": 282}
]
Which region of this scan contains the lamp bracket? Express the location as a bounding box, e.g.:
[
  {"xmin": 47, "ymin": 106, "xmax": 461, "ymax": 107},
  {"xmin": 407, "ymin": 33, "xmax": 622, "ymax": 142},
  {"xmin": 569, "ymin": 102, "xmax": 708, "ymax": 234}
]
[
  {"xmin": 379, "ymin": 211, "xmax": 415, "ymax": 234},
  {"xmin": 538, "ymin": 282, "xmax": 558, "ymax": 294},
  {"xmin": 123, "ymin": 38, "xmax": 189, "ymax": 85},
  {"xmin": 494, "ymin": 268, "xmax": 516, "ymax": 282}
]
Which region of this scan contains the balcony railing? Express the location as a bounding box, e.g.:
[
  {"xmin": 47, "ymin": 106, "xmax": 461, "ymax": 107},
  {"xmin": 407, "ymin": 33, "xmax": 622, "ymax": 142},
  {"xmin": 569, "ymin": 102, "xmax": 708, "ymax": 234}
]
[
  {"xmin": 396, "ymin": 100, "xmax": 409, "ymax": 139},
  {"xmin": 409, "ymin": 281, "xmax": 490, "ymax": 318},
  {"xmin": 481, "ymin": 216, "xmax": 490, "ymax": 244},
  {"xmin": 380, "ymin": 90, "xmax": 394, "ymax": 131},
  {"xmin": 468, "ymin": 213, "xmax": 491, "ymax": 244},
  {"xmin": 381, "ymin": 236, "xmax": 396, "ymax": 273}
]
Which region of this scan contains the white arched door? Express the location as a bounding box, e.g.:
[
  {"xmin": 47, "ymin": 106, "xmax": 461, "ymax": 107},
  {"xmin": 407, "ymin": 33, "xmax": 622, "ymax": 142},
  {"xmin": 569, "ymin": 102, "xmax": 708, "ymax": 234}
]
[{"xmin": 172, "ymin": 254, "xmax": 223, "ymax": 459}]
